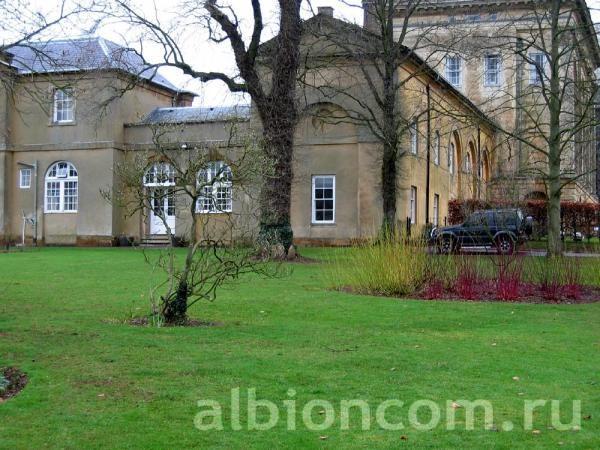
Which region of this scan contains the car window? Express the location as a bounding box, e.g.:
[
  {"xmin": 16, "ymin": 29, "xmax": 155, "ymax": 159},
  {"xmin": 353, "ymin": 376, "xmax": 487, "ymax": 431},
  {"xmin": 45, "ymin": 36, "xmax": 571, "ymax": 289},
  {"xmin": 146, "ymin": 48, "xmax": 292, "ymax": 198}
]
[
  {"xmin": 496, "ymin": 211, "xmax": 516, "ymax": 227},
  {"xmin": 465, "ymin": 212, "xmax": 493, "ymax": 227}
]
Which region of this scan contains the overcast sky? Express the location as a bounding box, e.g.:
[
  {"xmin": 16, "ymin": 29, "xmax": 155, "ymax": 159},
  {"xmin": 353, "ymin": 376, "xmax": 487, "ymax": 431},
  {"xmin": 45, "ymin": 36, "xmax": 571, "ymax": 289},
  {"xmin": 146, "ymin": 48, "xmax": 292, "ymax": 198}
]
[{"xmin": 13, "ymin": 0, "xmax": 600, "ymax": 107}]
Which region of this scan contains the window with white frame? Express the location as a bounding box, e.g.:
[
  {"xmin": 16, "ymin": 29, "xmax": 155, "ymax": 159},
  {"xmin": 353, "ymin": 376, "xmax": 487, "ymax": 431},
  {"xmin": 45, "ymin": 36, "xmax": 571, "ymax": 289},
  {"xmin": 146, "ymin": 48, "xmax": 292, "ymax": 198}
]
[
  {"xmin": 312, "ymin": 175, "xmax": 335, "ymax": 223},
  {"xmin": 529, "ymin": 52, "xmax": 546, "ymax": 85},
  {"xmin": 196, "ymin": 161, "xmax": 233, "ymax": 213},
  {"xmin": 433, "ymin": 131, "xmax": 440, "ymax": 165},
  {"xmin": 433, "ymin": 194, "xmax": 440, "ymax": 227},
  {"xmin": 445, "ymin": 56, "xmax": 462, "ymax": 86},
  {"xmin": 45, "ymin": 161, "xmax": 78, "ymax": 212},
  {"xmin": 484, "ymin": 54, "xmax": 501, "ymax": 86},
  {"xmin": 449, "ymin": 142, "xmax": 455, "ymax": 174},
  {"xmin": 53, "ymin": 88, "xmax": 75, "ymax": 123},
  {"xmin": 410, "ymin": 121, "xmax": 418, "ymax": 155},
  {"xmin": 19, "ymin": 168, "xmax": 31, "ymax": 189},
  {"xmin": 410, "ymin": 186, "xmax": 417, "ymax": 225}
]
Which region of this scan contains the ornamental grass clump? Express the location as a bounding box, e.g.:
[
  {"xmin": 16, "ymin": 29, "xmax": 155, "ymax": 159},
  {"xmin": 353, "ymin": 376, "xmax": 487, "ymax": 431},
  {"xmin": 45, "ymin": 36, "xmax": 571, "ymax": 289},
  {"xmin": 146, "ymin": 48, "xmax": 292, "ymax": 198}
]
[{"xmin": 330, "ymin": 231, "xmax": 428, "ymax": 296}]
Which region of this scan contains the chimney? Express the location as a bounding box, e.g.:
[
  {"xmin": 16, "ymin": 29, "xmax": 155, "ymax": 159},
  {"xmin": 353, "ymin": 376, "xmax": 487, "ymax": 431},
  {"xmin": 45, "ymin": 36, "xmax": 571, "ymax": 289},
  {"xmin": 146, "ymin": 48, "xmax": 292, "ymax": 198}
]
[{"xmin": 318, "ymin": 6, "xmax": 334, "ymax": 17}]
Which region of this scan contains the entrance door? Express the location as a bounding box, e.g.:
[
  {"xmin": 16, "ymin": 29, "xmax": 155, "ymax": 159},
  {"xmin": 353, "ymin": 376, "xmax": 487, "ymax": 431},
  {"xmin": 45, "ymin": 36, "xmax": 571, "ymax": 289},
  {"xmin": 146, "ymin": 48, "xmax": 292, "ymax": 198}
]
[{"xmin": 150, "ymin": 188, "xmax": 175, "ymax": 235}]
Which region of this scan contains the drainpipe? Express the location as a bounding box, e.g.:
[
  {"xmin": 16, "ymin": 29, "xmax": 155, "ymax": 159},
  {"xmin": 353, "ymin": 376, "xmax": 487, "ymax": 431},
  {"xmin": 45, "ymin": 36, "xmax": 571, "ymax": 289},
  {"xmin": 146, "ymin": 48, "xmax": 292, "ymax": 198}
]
[
  {"xmin": 426, "ymin": 84, "xmax": 431, "ymax": 225},
  {"xmin": 477, "ymin": 125, "xmax": 481, "ymax": 200}
]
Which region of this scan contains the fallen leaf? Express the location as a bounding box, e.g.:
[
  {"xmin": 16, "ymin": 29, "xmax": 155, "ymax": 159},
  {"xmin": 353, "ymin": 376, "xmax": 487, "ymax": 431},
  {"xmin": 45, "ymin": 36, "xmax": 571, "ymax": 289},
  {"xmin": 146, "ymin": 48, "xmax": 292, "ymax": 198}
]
[
  {"xmin": 451, "ymin": 402, "xmax": 462, "ymax": 409},
  {"xmin": 532, "ymin": 429, "xmax": 541, "ymax": 435},
  {"xmin": 319, "ymin": 436, "xmax": 328, "ymax": 440},
  {"xmin": 400, "ymin": 435, "xmax": 408, "ymax": 440},
  {"xmin": 583, "ymin": 414, "xmax": 591, "ymax": 420},
  {"xmin": 319, "ymin": 410, "xmax": 325, "ymax": 415},
  {"xmin": 491, "ymin": 342, "xmax": 497, "ymax": 346},
  {"xmin": 98, "ymin": 393, "xmax": 105, "ymax": 398},
  {"xmin": 390, "ymin": 367, "xmax": 397, "ymax": 371},
  {"xmin": 512, "ymin": 376, "xmax": 520, "ymax": 381}
]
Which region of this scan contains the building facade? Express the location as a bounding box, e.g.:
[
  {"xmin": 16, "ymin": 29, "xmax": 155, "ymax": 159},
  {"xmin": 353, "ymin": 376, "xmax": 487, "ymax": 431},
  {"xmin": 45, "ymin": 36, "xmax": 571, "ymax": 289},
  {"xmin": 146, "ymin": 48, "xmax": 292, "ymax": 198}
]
[
  {"xmin": 3, "ymin": 5, "xmax": 571, "ymax": 246},
  {"xmin": 381, "ymin": 0, "xmax": 600, "ymax": 203}
]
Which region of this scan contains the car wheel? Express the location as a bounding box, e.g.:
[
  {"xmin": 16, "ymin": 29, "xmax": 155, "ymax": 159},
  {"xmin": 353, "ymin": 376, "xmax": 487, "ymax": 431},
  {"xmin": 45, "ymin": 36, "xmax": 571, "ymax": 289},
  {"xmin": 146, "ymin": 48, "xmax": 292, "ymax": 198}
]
[
  {"xmin": 438, "ymin": 236, "xmax": 455, "ymax": 254},
  {"xmin": 495, "ymin": 235, "xmax": 514, "ymax": 255}
]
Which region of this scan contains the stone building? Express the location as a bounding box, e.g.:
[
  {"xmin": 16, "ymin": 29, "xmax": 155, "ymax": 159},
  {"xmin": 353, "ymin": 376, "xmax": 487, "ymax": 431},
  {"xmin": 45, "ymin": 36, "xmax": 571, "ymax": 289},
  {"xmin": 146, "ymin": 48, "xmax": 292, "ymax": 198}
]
[
  {"xmin": 2, "ymin": 5, "xmax": 567, "ymax": 246},
  {"xmin": 378, "ymin": 0, "xmax": 600, "ymax": 203}
]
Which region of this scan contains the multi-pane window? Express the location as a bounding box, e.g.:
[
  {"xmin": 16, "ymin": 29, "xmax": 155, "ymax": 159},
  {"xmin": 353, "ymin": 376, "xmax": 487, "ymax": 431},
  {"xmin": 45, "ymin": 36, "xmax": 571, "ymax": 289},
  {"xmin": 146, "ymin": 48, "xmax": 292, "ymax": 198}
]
[
  {"xmin": 433, "ymin": 194, "xmax": 440, "ymax": 227},
  {"xmin": 445, "ymin": 56, "xmax": 462, "ymax": 86},
  {"xmin": 410, "ymin": 121, "xmax": 418, "ymax": 155},
  {"xmin": 312, "ymin": 175, "xmax": 335, "ymax": 223},
  {"xmin": 484, "ymin": 54, "xmax": 501, "ymax": 86},
  {"xmin": 410, "ymin": 186, "xmax": 417, "ymax": 225},
  {"xmin": 433, "ymin": 131, "xmax": 440, "ymax": 165},
  {"xmin": 45, "ymin": 161, "xmax": 78, "ymax": 212},
  {"xmin": 529, "ymin": 52, "xmax": 546, "ymax": 85},
  {"xmin": 144, "ymin": 162, "xmax": 175, "ymax": 186},
  {"xmin": 197, "ymin": 161, "xmax": 233, "ymax": 213},
  {"xmin": 53, "ymin": 88, "xmax": 75, "ymax": 123},
  {"xmin": 449, "ymin": 142, "xmax": 455, "ymax": 174},
  {"xmin": 19, "ymin": 168, "xmax": 31, "ymax": 189}
]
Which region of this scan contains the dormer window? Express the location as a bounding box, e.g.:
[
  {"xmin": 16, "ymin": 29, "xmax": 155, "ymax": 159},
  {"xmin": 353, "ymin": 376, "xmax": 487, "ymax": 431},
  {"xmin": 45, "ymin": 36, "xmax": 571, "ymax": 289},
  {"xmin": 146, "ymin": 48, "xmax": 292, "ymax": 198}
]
[{"xmin": 53, "ymin": 88, "xmax": 75, "ymax": 123}]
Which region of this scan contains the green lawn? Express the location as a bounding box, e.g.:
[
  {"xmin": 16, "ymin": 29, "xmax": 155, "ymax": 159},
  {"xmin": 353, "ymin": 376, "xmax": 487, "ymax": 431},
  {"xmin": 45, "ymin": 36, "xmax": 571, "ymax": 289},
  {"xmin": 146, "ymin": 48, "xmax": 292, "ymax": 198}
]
[{"xmin": 0, "ymin": 248, "xmax": 599, "ymax": 449}]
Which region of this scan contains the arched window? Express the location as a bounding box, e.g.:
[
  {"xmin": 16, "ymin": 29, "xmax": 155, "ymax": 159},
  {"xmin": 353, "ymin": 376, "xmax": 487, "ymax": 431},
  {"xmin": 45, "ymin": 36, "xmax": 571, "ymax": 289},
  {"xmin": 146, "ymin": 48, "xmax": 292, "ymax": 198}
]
[
  {"xmin": 433, "ymin": 130, "xmax": 440, "ymax": 165},
  {"xmin": 448, "ymin": 142, "xmax": 455, "ymax": 174},
  {"xmin": 410, "ymin": 121, "xmax": 418, "ymax": 155},
  {"xmin": 197, "ymin": 161, "xmax": 233, "ymax": 213},
  {"xmin": 45, "ymin": 161, "xmax": 78, "ymax": 212},
  {"xmin": 144, "ymin": 162, "xmax": 175, "ymax": 186},
  {"xmin": 464, "ymin": 152, "xmax": 472, "ymax": 174}
]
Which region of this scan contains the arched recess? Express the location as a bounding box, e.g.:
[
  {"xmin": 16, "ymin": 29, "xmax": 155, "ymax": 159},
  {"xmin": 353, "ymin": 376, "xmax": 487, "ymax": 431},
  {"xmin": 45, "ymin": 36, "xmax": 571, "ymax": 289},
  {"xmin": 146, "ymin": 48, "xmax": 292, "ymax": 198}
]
[
  {"xmin": 482, "ymin": 149, "xmax": 491, "ymax": 183},
  {"xmin": 467, "ymin": 140, "xmax": 477, "ymax": 198},
  {"xmin": 295, "ymin": 102, "xmax": 357, "ymax": 146},
  {"xmin": 449, "ymin": 129, "xmax": 462, "ymax": 194}
]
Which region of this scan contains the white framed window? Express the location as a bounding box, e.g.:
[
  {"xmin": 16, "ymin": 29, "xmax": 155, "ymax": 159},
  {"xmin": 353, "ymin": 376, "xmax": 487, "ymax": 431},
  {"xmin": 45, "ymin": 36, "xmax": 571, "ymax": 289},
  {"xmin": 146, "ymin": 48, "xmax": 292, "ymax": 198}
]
[
  {"xmin": 312, "ymin": 175, "xmax": 335, "ymax": 224},
  {"xmin": 433, "ymin": 194, "xmax": 439, "ymax": 227},
  {"xmin": 45, "ymin": 161, "xmax": 78, "ymax": 213},
  {"xmin": 410, "ymin": 121, "xmax": 418, "ymax": 155},
  {"xmin": 484, "ymin": 54, "xmax": 501, "ymax": 86},
  {"xmin": 196, "ymin": 161, "xmax": 233, "ymax": 213},
  {"xmin": 433, "ymin": 131, "xmax": 440, "ymax": 165},
  {"xmin": 409, "ymin": 186, "xmax": 417, "ymax": 225},
  {"xmin": 449, "ymin": 142, "xmax": 455, "ymax": 174},
  {"xmin": 529, "ymin": 52, "xmax": 546, "ymax": 85},
  {"xmin": 445, "ymin": 56, "xmax": 462, "ymax": 87},
  {"xmin": 19, "ymin": 168, "xmax": 31, "ymax": 189},
  {"xmin": 144, "ymin": 162, "xmax": 175, "ymax": 187},
  {"xmin": 53, "ymin": 88, "xmax": 75, "ymax": 123}
]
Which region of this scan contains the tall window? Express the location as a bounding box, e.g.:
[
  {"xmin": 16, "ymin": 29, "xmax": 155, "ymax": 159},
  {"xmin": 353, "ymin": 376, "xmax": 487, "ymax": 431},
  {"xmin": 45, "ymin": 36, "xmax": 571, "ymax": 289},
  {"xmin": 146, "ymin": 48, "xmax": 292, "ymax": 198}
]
[
  {"xmin": 144, "ymin": 162, "xmax": 175, "ymax": 186},
  {"xmin": 19, "ymin": 168, "xmax": 31, "ymax": 189},
  {"xmin": 464, "ymin": 152, "xmax": 473, "ymax": 174},
  {"xmin": 448, "ymin": 142, "xmax": 455, "ymax": 174},
  {"xmin": 410, "ymin": 121, "xmax": 418, "ymax": 155},
  {"xmin": 410, "ymin": 186, "xmax": 417, "ymax": 225},
  {"xmin": 445, "ymin": 56, "xmax": 462, "ymax": 86},
  {"xmin": 197, "ymin": 161, "xmax": 233, "ymax": 213},
  {"xmin": 53, "ymin": 88, "xmax": 75, "ymax": 123},
  {"xmin": 529, "ymin": 52, "xmax": 546, "ymax": 85},
  {"xmin": 45, "ymin": 161, "xmax": 78, "ymax": 212},
  {"xmin": 433, "ymin": 131, "xmax": 440, "ymax": 165},
  {"xmin": 484, "ymin": 54, "xmax": 501, "ymax": 86},
  {"xmin": 312, "ymin": 175, "xmax": 335, "ymax": 223},
  {"xmin": 433, "ymin": 194, "xmax": 440, "ymax": 227}
]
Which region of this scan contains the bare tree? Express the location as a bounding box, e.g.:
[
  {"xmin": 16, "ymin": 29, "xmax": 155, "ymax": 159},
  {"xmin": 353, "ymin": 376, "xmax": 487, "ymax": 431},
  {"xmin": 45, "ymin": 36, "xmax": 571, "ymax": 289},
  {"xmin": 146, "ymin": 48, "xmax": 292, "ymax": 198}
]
[
  {"xmin": 109, "ymin": 0, "xmax": 305, "ymax": 254},
  {"xmin": 301, "ymin": 0, "xmax": 468, "ymax": 233},
  {"xmin": 104, "ymin": 123, "xmax": 274, "ymax": 325},
  {"xmin": 407, "ymin": 0, "xmax": 599, "ymax": 255}
]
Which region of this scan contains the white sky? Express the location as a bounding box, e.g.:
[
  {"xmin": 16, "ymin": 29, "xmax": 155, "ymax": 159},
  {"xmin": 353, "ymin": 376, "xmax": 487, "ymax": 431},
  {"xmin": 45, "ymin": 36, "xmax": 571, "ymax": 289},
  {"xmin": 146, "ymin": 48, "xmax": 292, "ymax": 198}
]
[{"xmin": 8, "ymin": 0, "xmax": 600, "ymax": 107}]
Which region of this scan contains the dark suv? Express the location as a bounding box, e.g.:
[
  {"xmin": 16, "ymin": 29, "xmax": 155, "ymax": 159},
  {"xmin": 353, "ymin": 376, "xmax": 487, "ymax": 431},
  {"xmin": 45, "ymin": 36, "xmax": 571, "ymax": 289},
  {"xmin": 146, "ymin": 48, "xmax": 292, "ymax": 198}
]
[{"xmin": 431, "ymin": 209, "xmax": 531, "ymax": 254}]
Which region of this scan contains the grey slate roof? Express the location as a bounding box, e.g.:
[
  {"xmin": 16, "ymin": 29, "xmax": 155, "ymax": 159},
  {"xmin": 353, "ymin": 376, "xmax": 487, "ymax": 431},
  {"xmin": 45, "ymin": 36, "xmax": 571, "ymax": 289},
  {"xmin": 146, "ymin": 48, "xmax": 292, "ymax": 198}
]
[
  {"xmin": 138, "ymin": 106, "xmax": 251, "ymax": 125},
  {"xmin": 6, "ymin": 36, "xmax": 192, "ymax": 95}
]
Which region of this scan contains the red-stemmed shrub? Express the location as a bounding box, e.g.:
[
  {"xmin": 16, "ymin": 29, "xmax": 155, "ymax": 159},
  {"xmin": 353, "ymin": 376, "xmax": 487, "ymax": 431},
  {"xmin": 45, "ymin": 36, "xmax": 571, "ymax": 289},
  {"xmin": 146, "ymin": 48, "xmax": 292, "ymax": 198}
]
[
  {"xmin": 454, "ymin": 257, "xmax": 482, "ymax": 300},
  {"xmin": 494, "ymin": 254, "xmax": 524, "ymax": 301}
]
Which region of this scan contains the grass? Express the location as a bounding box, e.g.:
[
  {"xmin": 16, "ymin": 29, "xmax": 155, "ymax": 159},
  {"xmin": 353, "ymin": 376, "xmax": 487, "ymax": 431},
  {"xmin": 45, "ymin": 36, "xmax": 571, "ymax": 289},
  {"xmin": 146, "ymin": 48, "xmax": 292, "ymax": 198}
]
[
  {"xmin": 0, "ymin": 247, "xmax": 599, "ymax": 449},
  {"xmin": 525, "ymin": 237, "xmax": 600, "ymax": 253}
]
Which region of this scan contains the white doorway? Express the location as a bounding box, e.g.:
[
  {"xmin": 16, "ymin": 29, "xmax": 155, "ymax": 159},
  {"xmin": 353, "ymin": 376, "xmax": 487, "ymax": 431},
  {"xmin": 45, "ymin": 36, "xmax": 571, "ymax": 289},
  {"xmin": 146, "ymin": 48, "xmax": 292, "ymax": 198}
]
[
  {"xmin": 150, "ymin": 188, "xmax": 175, "ymax": 235},
  {"xmin": 145, "ymin": 163, "xmax": 176, "ymax": 235}
]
